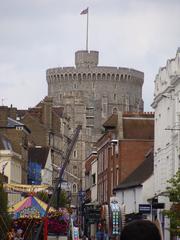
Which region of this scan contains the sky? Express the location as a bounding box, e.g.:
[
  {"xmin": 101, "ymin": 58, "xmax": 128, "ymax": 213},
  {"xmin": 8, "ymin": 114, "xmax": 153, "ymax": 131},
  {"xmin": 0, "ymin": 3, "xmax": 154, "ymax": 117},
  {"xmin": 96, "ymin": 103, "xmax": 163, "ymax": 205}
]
[{"xmin": 0, "ymin": 0, "xmax": 180, "ymax": 111}]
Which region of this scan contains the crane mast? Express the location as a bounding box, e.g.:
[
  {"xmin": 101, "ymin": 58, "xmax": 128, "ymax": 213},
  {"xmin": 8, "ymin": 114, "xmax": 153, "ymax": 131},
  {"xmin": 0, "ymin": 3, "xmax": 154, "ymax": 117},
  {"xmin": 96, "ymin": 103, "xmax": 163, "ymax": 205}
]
[{"xmin": 34, "ymin": 124, "xmax": 82, "ymax": 240}]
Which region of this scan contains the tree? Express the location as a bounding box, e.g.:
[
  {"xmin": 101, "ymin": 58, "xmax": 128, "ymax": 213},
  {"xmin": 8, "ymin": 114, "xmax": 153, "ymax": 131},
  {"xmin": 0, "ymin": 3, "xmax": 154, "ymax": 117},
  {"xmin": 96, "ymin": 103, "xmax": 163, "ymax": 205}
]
[
  {"xmin": 164, "ymin": 170, "xmax": 180, "ymax": 237},
  {"xmin": 36, "ymin": 190, "xmax": 70, "ymax": 208},
  {"xmin": 0, "ymin": 181, "xmax": 11, "ymax": 239}
]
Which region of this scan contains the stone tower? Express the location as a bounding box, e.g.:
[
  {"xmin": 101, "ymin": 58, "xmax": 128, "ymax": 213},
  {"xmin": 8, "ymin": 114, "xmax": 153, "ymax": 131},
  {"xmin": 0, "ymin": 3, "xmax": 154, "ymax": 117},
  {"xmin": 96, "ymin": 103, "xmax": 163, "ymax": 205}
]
[{"xmin": 46, "ymin": 50, "xmax": 144, "ymax": 189}]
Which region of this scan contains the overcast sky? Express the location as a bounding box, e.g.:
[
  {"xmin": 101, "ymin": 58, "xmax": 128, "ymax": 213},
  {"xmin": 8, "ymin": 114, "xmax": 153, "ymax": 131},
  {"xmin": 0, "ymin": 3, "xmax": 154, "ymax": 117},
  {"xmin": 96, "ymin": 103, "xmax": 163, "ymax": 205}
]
[{"xmin": 0, "ymin": 0, "xmax": 180, "ymax": 111}]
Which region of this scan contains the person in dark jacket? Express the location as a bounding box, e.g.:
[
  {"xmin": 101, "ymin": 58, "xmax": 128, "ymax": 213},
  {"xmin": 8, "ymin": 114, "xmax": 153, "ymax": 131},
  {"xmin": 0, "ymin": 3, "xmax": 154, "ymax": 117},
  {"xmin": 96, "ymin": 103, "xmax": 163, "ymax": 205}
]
[{"xmin": 120, "ymin": 220, "xmax": 161, "ymax": 240}]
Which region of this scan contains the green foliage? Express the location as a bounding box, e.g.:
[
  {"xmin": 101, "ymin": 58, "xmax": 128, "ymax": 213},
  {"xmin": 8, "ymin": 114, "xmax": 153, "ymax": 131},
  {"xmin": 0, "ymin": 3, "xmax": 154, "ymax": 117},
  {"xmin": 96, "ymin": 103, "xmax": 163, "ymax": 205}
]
[
  {"xmin": 36, "ymin": 190, "xmax": 49, "ymax": 204},
  {"xmin": 36, "ymin": 190, "xmax": 70, "ymax": 208},
  {"xmin": 164, "ymin": 170, "xmax": 180, "ymax": 237},
  {"xmin": 0, "ymin": 182, "xmax": 11, "ymax": 239}
]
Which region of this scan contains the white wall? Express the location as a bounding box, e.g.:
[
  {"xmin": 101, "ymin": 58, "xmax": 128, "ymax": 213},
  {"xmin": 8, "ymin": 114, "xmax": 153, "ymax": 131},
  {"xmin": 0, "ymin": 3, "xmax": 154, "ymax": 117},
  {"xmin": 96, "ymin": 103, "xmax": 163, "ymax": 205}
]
[
  {"xmin": 152, "ymin": 48, "xmax": 180, "ymax": 240},
  {"xmin": 116, "ymin": 186, "xmax": 142, "ymax": 214},
  {"xmin": 41, "ymin": 150, "xmax": 53, "ymax": 185},
  {"xmin": 0, "ymin": 150, "xmax": 22, "ymax": 206},
  {"xmin": 153, "ymin": 49, "xmax": 180, "ymax": 195}
]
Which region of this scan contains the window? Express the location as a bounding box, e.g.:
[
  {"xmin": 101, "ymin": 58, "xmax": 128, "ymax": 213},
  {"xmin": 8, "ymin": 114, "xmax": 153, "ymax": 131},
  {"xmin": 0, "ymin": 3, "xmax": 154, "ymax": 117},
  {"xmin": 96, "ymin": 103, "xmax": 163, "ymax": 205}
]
[
  {"xmin": 72, "ymin": 183, "xmax": 77, "ymax": 193},
  {"xmin": 92, "ymin": 173, "xmax": 96, "ymax": 185},
  {"xmin": 116, "ymin": 167, "xmax": 119, "ymax": 186},
  {"xmin": 73, "ymin": 150, "xmax": 77, "ymax": 158}
]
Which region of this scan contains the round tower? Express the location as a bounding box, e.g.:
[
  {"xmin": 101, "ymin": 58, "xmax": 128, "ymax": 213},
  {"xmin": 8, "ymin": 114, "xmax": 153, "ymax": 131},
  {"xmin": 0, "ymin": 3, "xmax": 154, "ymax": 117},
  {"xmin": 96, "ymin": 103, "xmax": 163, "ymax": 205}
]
[
  {"xmin": 46, "ymin": 50, "xmax": 144, "ymax": 142},
  {"xmin": 75, "ymin": 50, "xmax": 99, "ymax": 68}
]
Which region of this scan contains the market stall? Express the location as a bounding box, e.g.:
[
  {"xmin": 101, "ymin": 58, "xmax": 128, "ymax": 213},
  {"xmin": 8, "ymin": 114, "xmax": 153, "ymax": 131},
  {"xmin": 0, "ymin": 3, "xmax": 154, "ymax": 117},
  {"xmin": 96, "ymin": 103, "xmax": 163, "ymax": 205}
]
[{"xmin": 8, "ymin": 195, "xmax": 70, "ymax": 239}]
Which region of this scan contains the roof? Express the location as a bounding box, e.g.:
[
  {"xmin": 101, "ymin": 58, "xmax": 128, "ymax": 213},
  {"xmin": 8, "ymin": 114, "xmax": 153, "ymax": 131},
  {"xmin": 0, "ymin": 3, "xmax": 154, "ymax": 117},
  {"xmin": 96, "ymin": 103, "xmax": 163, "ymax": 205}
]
[
  {"xmin": 0, "ymin": 133, "xmax": 13, "ymax": 151},
  {"xmin": 103, "ymin": 112, "xmax": 154, "ymax": 139},
  {"xmin": 114, "ymin": 149, "xmax": 154, "ymax": 191},
  {"xmin": 103, "ymin": 114, "xmax": 118, "ymax": 128},
  {"xmin": 17, "ymin": 109, "xmax": 28, "ymax": 118},
  {"xmin": 123, "ymin": 118, "xmax": 154, "ymax": 139},
  {"xmin": 7, "ymin": 117, "xmax": 31, "ymax": 133},
  {"xmin": 28, "ymin": 147, "xmax": 49, "ymax": 168},
  {"xmin": 7, "ymin": 117, "xmax": 25, "ymax": 127}
]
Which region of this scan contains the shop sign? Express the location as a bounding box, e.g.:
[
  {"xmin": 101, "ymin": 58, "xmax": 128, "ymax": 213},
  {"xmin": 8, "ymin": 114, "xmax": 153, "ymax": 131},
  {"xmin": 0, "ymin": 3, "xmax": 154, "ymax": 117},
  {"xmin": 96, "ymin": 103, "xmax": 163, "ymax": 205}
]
[
  {"xmin": 139, "ymin": 204, "xmax": 151, "ymax": 214},
  {"xmin": 152, "ymin": 203, "xmax": 165, "ymax": 209},
  {"xmin": 110, "ymin": 197, "xmax": 121, "ymax": 236}
]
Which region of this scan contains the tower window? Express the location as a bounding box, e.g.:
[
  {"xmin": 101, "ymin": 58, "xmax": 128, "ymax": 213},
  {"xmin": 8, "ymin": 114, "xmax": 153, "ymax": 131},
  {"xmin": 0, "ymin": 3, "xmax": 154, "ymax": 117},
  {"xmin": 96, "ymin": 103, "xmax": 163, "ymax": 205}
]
[
  {"xmin": 73, "ymin": 150, "xmax": 77, "ymax": 158},
  {"xmin": 72, "ymin": 183, "xmax": 77, "ymax": 193}
]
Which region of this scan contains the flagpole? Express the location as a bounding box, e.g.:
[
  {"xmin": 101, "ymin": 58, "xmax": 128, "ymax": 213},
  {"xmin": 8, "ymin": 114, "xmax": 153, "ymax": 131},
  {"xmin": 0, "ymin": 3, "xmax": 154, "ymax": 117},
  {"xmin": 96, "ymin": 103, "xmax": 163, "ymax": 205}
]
[{"xmin": 86, "ymin": 8, "xmax": 89, "ymax": 51}]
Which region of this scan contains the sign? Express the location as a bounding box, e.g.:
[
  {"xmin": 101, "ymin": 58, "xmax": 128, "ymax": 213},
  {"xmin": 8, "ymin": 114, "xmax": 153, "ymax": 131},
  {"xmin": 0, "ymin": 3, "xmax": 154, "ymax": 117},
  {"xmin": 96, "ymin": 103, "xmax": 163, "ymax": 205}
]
[
  {"xmin": 152, "ymin": 203, "xmax": 165, "ymax": 209},
  {"xmin": 110, "ymin": 197, "xmax": 122, "ymax": 236},
  {"xmin": 73, "ymin": 227, "xmax": 79, "ymax": 240},
  {"xmin": 139, "ymin": 204, "xmax": 151, "ymax": 214}
]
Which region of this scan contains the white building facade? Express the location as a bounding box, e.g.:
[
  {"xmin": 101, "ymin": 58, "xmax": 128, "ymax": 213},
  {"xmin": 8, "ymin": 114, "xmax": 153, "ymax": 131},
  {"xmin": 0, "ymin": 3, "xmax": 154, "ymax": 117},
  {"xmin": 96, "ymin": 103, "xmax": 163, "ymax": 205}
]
[
  {"xmin": 115, "ymin": 174, "xmax": 154, "ymax": 217},
  {"xmin": 152, "ymin": 48, "xmax": 180, "ymax": 240},
  {"xmin": 0, "ymin": 149, "xmax": 22, "ymax": 206}
]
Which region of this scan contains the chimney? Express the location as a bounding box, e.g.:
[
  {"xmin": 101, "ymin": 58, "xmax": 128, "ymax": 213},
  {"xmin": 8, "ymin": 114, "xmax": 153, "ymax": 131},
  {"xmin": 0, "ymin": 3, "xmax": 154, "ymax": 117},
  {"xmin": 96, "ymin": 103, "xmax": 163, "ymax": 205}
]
[
  {"xmin": 0, "ymin": 106, "xmax": 8, "ymax": 127},
  {"xmin": 42, "ymin": 97, "xmax": 53, "ymax": 129},
  {"xmin": 9, "ymin": 104, "xmax": 17, "ymax": 120}
]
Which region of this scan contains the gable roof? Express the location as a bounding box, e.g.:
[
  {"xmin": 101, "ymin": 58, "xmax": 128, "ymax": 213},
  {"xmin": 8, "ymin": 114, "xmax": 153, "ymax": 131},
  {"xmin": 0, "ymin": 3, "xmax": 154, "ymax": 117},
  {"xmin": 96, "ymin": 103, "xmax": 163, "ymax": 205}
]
[
  {"xmin": 103, "ymin": 114, "xmax": 117, "ymax": 128},
  {"xmin": 114, "ymin": 148, "xmax": 154, "ymax": 191},
  {"xmin": 123, "ymin": 118, "xmax": 154, "ymax": 139},
  {"xmin": 7, "ymin": 117, "xmax": 31, "ymax": 133},
  {"xmin": 103, "ymin": 112, "xmax": 154, "ymax": 139}
]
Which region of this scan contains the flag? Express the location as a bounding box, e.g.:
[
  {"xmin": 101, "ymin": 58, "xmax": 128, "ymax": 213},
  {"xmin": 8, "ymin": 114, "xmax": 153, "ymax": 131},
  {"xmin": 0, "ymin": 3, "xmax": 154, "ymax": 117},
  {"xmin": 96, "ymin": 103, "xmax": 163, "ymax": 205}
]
[{"xmin": 80, "ymin": 8, "xmax": 88, "ymax": 15}]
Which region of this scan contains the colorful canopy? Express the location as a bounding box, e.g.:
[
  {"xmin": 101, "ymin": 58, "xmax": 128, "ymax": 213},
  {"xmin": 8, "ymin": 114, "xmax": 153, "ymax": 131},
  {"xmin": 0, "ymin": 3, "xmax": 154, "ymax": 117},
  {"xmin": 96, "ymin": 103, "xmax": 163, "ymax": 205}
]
[{"xmin": 9, "ymin": 195, "xmax": 55, "ymax": 219}]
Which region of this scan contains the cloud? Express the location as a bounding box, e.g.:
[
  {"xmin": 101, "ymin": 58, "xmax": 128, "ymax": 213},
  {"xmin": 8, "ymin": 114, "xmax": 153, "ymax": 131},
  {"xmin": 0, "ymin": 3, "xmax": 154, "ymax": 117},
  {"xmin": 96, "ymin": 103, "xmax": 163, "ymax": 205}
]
[{"xmin": 0, "ymin": 0, "xmax": 180, "ymax": 110}]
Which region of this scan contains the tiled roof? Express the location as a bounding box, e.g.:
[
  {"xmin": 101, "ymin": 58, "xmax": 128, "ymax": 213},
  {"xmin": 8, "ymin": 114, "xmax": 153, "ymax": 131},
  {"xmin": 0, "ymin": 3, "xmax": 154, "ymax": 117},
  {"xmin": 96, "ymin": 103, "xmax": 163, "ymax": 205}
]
[
  {"xmin": 27, "ymin": 107, "xmax": 42, "ymax": 120},
  {"xmin": 7, "ymin": 117, "xmax": 31, "ymax": 133},
  {"xmin": 7, "ymin": 117, "xmax": 25, "ymax": 127},
  {"xmin": 123, "ymin": 118, "xmax": 154, "ymax": 139},
  {"xmin": 103, "ymin": 112, "xmax": 154, "ymax": 139},
  {"xmin": 103, "ymin": 114, "xmax": 118, "ymax": 128},
  {"xmin": 28, "ymin": 147, "xmax": 49, "ymax": 169},
  {"xmin": 17, "ymin": 109, "xmax": 28, "ymax": 118},
  {"xmin": 114, "ymin": 149, "xmax": 153, "ymax": 190}
]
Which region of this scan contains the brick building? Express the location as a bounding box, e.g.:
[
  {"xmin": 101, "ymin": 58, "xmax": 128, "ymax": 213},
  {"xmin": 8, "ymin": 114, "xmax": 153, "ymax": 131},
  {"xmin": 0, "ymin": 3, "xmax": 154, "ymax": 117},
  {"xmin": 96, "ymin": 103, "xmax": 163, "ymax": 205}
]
[
  {"xmin": 21, "ymin": 96, "xmax": 70, "ymax": 167},
  {"xmin": 0, "ymin": 99, "xmax": 82, "ymax": 206},
  {"xmin": 96, "ymin": 111, "xmax": 154, "ymax": 205},
  {"xmin": 0, "ymin": 106, "xmax": 30, "ymax": 184}
]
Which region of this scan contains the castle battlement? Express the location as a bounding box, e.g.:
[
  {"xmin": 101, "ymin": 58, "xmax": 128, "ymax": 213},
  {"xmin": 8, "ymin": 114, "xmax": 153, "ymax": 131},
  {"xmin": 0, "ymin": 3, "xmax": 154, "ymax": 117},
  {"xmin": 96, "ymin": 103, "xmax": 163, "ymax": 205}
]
[{"xmin": 46, "ymin": 50, "xmax": 144, "ymax": 134}]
